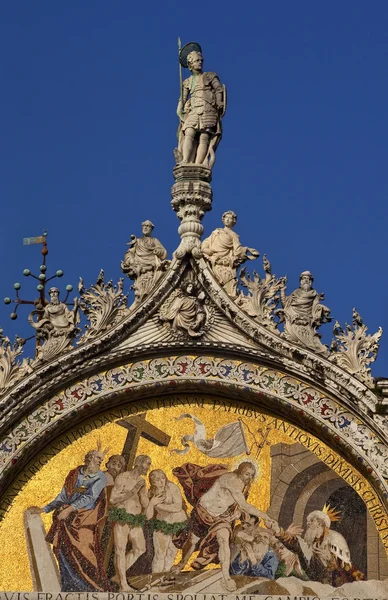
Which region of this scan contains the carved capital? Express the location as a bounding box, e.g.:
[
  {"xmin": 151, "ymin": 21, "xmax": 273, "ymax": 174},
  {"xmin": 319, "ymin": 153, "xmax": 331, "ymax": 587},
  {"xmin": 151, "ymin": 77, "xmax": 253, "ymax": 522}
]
[
  {"xmin": 171, "ymin": 165, "xmax": 213, "ymax": 258},
  {"xmin": 172, "ymin": 164, "xmax": 212, "ymax": 183}
]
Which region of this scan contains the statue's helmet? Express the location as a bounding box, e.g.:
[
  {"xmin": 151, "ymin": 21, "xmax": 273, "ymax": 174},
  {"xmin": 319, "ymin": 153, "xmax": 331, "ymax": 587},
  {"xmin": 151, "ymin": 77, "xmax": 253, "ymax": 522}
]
[
  {"xmin": 179, "ymin": 41, "xmax": 202, "ymax": 68},
  {"xmin": 48, "ymin": 287, "xmax": 60, "ymax": 296}
]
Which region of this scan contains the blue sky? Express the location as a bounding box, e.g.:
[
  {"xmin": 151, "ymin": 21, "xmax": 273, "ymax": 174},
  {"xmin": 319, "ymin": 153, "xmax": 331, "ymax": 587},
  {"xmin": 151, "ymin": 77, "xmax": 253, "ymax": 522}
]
[{"xmin": 1, "ymin": 2, "xmax": 387, "ymax": 375}]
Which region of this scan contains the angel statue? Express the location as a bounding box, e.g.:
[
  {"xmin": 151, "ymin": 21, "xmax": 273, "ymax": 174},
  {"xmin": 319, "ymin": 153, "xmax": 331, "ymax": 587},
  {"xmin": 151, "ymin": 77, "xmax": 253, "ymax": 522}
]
[{"xmin": 175, "ymin": 41, "xmax": 226, "ymax": 169}]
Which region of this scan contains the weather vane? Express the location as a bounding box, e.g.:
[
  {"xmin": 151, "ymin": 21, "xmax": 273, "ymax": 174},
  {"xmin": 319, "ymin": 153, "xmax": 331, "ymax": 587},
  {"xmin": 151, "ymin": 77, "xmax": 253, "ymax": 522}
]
[{"xmin": 3, "ymin": 230, "xmax": 77, "ymax": 352}]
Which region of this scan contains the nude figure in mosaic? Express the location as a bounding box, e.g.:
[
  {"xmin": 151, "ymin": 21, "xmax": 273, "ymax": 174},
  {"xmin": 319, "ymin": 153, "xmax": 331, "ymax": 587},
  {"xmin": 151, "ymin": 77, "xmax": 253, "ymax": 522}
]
[
  {"xmin": 145, "ymin": 469, "xmax": 187, "ymax": 573},
  {"xmin": 104, "ymin": 454, "xmax": 126, "ymax": 487},
  {"xmin": 172, "ymin": 461, "xmax": 269, "ymax": 592},
  {"xmin": 109, "ymin": 455, "xmax": 151, "ymax": 591}
]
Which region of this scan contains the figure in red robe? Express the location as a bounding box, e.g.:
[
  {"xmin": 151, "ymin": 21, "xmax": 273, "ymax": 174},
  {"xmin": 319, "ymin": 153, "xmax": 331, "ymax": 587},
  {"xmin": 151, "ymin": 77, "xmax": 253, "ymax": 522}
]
[{"xmin": 42, "ymin": 449, "xmax": 111, "ymax": 592}]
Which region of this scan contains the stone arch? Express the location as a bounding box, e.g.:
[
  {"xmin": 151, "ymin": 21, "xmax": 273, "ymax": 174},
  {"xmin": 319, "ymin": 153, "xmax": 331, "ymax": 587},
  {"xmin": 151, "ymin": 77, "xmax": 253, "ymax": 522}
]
[{"xmin": 0, "ymin": 352, "xmax": 387, "ymax": 573}]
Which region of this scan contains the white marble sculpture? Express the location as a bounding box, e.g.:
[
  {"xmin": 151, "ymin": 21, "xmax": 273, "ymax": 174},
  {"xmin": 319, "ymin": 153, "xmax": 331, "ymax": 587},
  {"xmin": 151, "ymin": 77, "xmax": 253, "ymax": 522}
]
[
  {"xmin": 159, "ymin": 281, "xmax": 207, "ymax": 338},
  {"xmin": 175, "ymin": 44, "xmax": 226, "ymax": 169},
  {"xmin": 28, "ymin": 287, "xmax": 80, "ymax": 362},
  {"xmin": 121, "ymin": 221, "xmax": 168, "ymax": 306},
  {"xmin": 279, "ymin": 271, "xmax": 331, "ymax": 355},
  {"xmin": 202, "ymin": 211, "xmax": 259, "ymax": 298}
]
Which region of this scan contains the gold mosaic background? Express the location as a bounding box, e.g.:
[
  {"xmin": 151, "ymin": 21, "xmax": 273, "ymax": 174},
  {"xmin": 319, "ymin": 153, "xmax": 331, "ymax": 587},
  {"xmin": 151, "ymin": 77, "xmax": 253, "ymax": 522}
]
[{"xmin": 0, "ymin": 394, "xmax": 386, "ymax": 590}]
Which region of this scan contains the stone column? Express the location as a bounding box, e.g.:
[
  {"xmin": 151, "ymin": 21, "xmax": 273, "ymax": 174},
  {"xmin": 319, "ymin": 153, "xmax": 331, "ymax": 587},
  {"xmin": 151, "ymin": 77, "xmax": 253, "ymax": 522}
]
[{"xmin": 171, "ymin": 164, "xmax": 212, "ymax": 258}]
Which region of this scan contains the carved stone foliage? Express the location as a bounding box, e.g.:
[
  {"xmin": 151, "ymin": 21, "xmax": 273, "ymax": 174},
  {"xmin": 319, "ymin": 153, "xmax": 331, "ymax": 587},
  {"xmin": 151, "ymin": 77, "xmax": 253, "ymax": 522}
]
[
  {"xmin": 278, "ymin": 271, "xmax": 331, "ymax": 356},
  {"xmin": 159, "ymin": 281, "xmax": 214, "ymax": 339},
  {"xmin": 202, "ymin": 211, "xmax": 259, "ymax": 298},
  {"xmin": 77, "ymin": 270, "xmax": 130, "ymax": 343},
  {"xmin": 0, "ymin": 331, "xmax": 32, "ymax": 394},
  {"xmin": 238, "ymin": 255, "xmax": 286, "ymax": 331},
  {"xmin": 330, "ymin": 308, "xmax": 383, "ymax": 387},
  {"xmin": 121, "ymin": 220, "xmax": 168, "ymax": 306}
]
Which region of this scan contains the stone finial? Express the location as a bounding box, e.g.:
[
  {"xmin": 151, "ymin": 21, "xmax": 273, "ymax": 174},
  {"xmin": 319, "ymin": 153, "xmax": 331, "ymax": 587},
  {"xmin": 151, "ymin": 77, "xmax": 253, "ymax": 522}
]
[
  {"xmin": 330, "ymin": 308, "xmax": 382, "ymax": 387},
  {"xmin": 0, "ymin": 331, "xmax": 32, "ymax": 394},
  {"xmin": 77, "ymin": 270, "xmax": 129, "ymax": 343},
  {"xmin": 238, "ymin": 255, "xmax": 287, "ymax": 330}
]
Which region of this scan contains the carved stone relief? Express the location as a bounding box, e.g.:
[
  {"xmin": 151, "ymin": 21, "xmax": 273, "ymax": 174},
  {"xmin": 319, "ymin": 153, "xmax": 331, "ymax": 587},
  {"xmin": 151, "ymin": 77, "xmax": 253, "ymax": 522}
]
[
  {"xmin": 238, "ymin": 255, "xmax": 286, "ymax": 331},
  {"xmin": 159, "ymin": 281, "xmax": 214, "ymax": 339},
  {"xmin": 77, "ymin": 270, "xmax": 130, "ymax": 343},
  {"xmin": 0, "ymin": 331, "xmax": 32, "ymax": 394}
]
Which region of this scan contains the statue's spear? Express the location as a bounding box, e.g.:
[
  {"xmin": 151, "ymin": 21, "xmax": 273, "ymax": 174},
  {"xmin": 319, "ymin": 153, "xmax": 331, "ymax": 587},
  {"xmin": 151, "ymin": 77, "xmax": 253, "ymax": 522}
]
[{"xmin": 178, "ymin": 37, "xmax": 183, "ymax": 113}]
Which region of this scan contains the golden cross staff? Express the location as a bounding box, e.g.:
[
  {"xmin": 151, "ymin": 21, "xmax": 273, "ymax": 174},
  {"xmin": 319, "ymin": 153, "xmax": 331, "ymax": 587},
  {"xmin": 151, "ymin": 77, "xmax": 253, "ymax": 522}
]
[{"xmin": 239, "ymin": 418, "xmax": 271, "ymax": 459}]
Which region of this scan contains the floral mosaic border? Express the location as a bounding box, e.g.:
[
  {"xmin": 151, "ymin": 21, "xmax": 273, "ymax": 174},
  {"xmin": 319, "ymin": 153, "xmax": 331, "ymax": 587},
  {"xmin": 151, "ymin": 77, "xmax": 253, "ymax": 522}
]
[{"xmin": 0, "ymin": 355, "xmax": 387, "ymax": 498}]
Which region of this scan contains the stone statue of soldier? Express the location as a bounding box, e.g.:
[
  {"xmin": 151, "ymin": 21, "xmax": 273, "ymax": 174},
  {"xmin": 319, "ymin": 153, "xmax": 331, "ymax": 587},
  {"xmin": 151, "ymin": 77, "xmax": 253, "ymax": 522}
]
[{"xmin": 176, "ymin": 42, "xmax": 226, "ymax": 169}]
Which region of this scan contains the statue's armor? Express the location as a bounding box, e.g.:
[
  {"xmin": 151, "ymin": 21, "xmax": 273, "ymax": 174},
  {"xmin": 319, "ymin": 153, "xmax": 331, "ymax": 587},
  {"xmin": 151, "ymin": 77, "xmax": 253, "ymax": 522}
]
[{"xmin": 182, "ymin": 72, "xmax": 219, "ymax": 131}]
